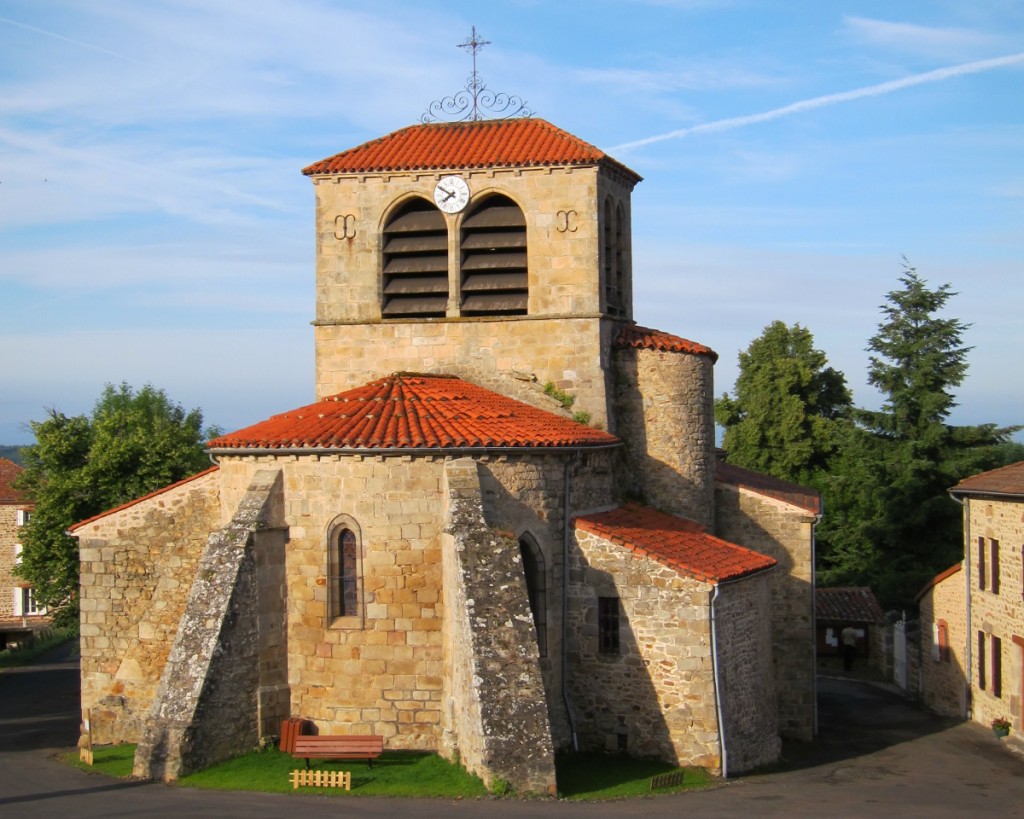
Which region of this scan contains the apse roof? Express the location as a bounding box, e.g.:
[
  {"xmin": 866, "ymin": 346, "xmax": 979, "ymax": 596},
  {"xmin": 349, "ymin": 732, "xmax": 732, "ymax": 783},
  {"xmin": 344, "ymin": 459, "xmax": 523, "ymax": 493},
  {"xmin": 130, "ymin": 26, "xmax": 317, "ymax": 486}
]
[
  {"xmin": 207, "ymin": 373, "xmax": 620, "ymax": 453},
  {"xmin": 715, "ymin": 458, "xmax": 822, "ymax": 515},
  {"xmin": 574, "ymin": 502, "xmax": 776, "ymax": 585},
  {"xmin": 302, "ymin": 118, "xmax": 641, "ymax": 182}
]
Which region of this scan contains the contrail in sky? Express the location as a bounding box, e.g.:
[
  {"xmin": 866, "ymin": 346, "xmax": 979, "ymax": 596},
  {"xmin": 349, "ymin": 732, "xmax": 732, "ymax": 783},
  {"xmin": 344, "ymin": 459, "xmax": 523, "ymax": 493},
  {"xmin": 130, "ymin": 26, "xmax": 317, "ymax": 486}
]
[
  {"xmin": 612, "ymin": 52, "xmax": 1024, "ymax": 151},
  {"xmin": 0, "ymin": 15, "xmax": 136, "ymax": 61}
]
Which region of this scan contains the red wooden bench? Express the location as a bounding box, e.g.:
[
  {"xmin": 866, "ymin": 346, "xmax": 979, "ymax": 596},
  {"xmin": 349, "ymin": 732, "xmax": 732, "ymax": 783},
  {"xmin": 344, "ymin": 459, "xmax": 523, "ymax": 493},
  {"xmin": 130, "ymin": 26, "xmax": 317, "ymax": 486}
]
[{"xmin": 292, "ymin": 735, "xmax": 385, "ymax": 770}]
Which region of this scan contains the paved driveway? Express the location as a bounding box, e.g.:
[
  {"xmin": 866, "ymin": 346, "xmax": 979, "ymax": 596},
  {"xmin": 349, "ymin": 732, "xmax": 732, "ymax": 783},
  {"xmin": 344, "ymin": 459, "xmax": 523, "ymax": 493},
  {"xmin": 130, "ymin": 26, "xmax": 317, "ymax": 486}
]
[{"xmin": 2, "ymin": 644, "xmax": 1024, "ymax": 818}]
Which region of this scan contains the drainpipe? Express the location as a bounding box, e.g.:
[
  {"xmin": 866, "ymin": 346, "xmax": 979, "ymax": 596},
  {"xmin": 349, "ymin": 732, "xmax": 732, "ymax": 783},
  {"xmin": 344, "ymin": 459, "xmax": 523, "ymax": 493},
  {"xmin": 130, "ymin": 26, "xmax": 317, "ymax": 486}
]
[
  {"xmin": 949, "ymin": 491, "xmax": 971, "ymax": 718},
  {"xmin": 561, "ymin": 456, "xmax": 580, "ymax": 750},
  {"xmin": 811, "ymin": 509, "xmax": 822, "ymax": 737},
  {"xmin": 709, "ymin": 583, "xmax": 728, "ymax": 778}
]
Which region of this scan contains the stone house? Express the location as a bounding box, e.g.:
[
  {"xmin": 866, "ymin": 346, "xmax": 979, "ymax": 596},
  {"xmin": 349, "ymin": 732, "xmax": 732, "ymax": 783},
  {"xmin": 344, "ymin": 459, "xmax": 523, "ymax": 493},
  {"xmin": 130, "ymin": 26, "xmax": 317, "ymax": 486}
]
[
  {"xmin": 0, "ymin": 458, "xmax": 45, "ymax": 648},
  {"xmin": 919, "ymin": 461, "xmax": 1024, "ymax": 729},
  {"xmin": 72, "ymin": 117, "xmax": 820, "ymax": 790},
  {"xmin": 815, "ymin": 586, "xmax": 884, "ymax": 667}
]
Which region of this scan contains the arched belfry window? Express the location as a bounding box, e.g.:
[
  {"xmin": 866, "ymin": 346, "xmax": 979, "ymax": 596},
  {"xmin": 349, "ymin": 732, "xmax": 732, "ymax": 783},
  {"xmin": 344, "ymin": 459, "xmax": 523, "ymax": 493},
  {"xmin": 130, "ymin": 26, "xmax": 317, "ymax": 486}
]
[
  {"xmin": 329, "ymin": 525, "xmax": 360, "ymax": 620},
  {"xmin": 460, "ymin": 194, "xmax": 528, "ymax": 316},
  {"xmin": 518, "ymin": 534, "xmax": 547, "ymax": 657},
  {"xmin": 603, "ymin": 196, "xmax": 626, "ymax": 317},
  {"xmin": 382, "ymin": 197, "xmax": 448, "ymax": 318}
]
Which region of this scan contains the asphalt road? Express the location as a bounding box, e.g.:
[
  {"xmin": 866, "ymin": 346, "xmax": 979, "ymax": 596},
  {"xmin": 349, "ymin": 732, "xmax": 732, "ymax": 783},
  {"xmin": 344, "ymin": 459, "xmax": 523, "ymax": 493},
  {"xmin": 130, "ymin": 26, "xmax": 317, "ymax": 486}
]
[{"xmin": 2, "ymin": 643, "xmax": 1024, "ymax": 817}]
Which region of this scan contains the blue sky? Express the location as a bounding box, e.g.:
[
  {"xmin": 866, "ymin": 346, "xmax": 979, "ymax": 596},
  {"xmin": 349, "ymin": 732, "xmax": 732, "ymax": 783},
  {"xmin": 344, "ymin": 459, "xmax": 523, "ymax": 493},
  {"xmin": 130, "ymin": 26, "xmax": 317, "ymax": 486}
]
[{"xmin": 1, "ymin": 1, "xmax": 1022, "ymax": 444}]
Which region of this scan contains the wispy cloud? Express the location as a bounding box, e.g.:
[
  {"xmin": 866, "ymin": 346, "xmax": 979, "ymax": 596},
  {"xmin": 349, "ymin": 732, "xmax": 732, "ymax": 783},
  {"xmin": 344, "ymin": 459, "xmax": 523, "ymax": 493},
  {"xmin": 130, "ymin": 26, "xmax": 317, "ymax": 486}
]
[
  {"xmin": 611, "ymin": 52, "xmax": 1024, "ymax": 151},
  {"xmin": 844, "ymin": 16, "xmax": 996, "ymax": 59}
]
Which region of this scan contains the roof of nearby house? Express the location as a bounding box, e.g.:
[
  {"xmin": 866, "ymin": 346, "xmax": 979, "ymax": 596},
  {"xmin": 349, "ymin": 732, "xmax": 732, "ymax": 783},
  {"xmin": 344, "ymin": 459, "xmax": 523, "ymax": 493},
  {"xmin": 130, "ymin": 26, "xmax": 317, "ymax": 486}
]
[
  {"xmin": 301, "ymin": 118, "xmax": 641, "ymax": 182},
  {"xmin": 715, "ymin": 458, "xmax": 821, "ymax": 515},
  {"xmin": 0, "ymin": 458, "xmax": 28, "ymax": 505},
  {"xmin": 949, "ymin": 460, "xmax": 1024, "ymax": 499},
  {"xmin": 914, "ymin": 563, "xmax": 963, "ymax": 603},
  {"xmin": 614, "ymin": 325, "xmax": 718, "ymax": 363},
  {"xmin": 574, "ymin": 502, "xmax": 776, "ymax": 585},
  {"xmin": 816, "ymin": 587, "xmax": 885, "ymax": 623},
  {"xmin": 69, "ymin": 467, "xmax": 219, "ymax": 533},
  {"xmin": 207, "ymin": 373, "xmax": 620, "ymax": 452}
]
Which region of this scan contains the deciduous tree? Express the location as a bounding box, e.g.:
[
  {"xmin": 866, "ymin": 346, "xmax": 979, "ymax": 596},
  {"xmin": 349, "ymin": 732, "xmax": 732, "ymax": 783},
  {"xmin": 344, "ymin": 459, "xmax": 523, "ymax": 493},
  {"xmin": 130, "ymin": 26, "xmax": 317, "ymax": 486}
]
[{"xmin": 15, "ymin": 383, "xmax": 217, "ymax": 624}]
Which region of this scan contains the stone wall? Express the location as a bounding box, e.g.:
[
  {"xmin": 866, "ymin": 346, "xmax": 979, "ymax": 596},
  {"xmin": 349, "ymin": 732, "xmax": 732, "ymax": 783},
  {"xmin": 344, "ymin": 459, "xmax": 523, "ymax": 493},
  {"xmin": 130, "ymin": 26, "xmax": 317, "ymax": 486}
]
[
  {"xmin": 715, "ymin": 482, "xmax": 816, "ymax": 741},
  {"xmin": 713, "ymin": 575, "xmax": 781, "ymax": 773},
  {"xmin": 133, "ymin": 469, "xmax": 286, "ymax": 780},
  {"xmin": 75, "ymin": 470, "xmax": 221, "ymax": 745},
  {"xmin": 612, "ymin": 345, "xmax": 715, "ymax": 528},
  {"xmin": 1, "ymin": 505, "xmax": 21, "ymax": 620},
  {"xmin": 568, "ymin": 527, "xmax": 722, "ymax": 770},
  {"xmin": 441, "ymin": 458, "xmax": 557, "ymax": 794},
  {"xmin": 917, "ymin": 566, "xmax": 967, "ymax": 718},
  {"xmin": 965, "ymin": 496, "xmax": 1024, "ymax": 732}
]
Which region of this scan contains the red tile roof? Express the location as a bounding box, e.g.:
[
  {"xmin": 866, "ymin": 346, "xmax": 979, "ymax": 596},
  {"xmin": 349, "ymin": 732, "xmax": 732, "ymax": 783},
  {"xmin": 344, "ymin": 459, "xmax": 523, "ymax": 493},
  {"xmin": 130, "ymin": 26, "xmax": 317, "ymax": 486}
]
[
  {"xmin": 816, "ymin": 587, "xmax": 885, "ymax": 623},
  {"xmin": 950, "ymin": 460, "xmax": 1024, "ymax": 498},
  {"xmin": 208, "ymin": 373, "xmax": 620, "ymax": 452},
  {"xmin": 915, "ymin": 563, "xmax": 963, "ymax": 603},
  {"xmin": 69, "ymin": 467, "xmax": 219, "ymax": 533},
  {"xmin": 716, "ymin": 459, "xmax": 821, "ymax": 515},
  {"xmin": 614, "ymin": 325, "xmax": 718, "ymax": 363},
  {"xmin": 574, "ymin": 503, "xmax": 776, "ymax": 584},
  {"xmin": 302, "ymin": 118, "xmax": 641, "ymax": 182},
  {"xmin": 0, "ymin": 458, "xmax": 28, "ymax": 505}
]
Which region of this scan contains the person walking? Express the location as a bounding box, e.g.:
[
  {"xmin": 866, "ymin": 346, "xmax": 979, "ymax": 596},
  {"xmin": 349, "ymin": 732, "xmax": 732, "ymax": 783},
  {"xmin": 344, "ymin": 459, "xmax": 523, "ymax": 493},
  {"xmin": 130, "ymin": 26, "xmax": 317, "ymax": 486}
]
[{"xmin": 841, "ymin": 624, "xmax": 858, "ymax": 672}]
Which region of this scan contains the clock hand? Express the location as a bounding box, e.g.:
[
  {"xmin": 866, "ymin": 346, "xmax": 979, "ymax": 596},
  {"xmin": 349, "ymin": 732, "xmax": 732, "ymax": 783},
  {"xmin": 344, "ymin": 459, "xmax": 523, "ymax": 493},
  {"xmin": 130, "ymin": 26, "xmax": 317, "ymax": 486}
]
[{"xmin": 440, "ymin": 187, "xmax": 456, "ymax": 201}]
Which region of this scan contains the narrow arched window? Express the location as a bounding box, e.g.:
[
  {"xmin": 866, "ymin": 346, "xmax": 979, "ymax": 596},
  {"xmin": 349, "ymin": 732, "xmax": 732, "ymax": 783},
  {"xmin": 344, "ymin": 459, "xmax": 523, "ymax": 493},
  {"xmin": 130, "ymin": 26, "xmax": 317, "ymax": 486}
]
[
  {"xmin": 460, "ymin": 194, "xmax": 528, "ymax": 315},
  {"xmin": 330, "ymin": 527, "xmax": 359, "ymax": 619},
  {"xmin": 519, "ymin": 535, "xmax": 547, "ymax": 657},
  {"xmin": 382, "ymin": 197, "xmax": 448, "ymax": 318}
]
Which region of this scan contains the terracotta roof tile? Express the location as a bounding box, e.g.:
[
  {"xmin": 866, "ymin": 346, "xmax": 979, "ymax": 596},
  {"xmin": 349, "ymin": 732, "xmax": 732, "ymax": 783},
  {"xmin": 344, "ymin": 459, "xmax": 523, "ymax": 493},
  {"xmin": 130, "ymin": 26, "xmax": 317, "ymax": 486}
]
[
  {"xmin": 716, "ymin": 458, "xmax": 821, "ymax": 515},
  {"xmin": 208, "ymin": 373, "xmax": 620, "ymax": 452},
  {"xmin": 614, "ymin": 325, "xmax": 718, "ymax": 362},
  {"xmin": 915, "ymin": 563, "xmax": 963, "ymax": 603},
  {"xmin": 816, "ymin": 587, "xmax": 885, "ymax": 623},
  {"xmin": 302, "ymin": 118, "xmax": 641, "ymax": 182},
  {"xmin": 950, "ymin": 460, "xmax": 1024, "ymax": 498},
  {"xmin": 574, "ymin": 503, "xmax": 776, "ymax": 584},
  {"xmin": 69, "ymin": 467, "xmax": 219, "ymax": 533},
  {"xmin": 0, "ymin": 458, "xmax": 28, "ymax": 505}
]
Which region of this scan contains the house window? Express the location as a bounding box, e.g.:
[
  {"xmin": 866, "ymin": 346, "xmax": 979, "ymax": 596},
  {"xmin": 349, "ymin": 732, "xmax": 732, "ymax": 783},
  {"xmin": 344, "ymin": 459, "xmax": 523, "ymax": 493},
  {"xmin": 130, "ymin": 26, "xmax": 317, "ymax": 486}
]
[
  {"xmin": 978, "ymin": 537, "xmax": 999, "ymax": 592},
  {"xmin": 978, "ymin": 631, "xmax": 986, "ymax": 690},
  {"xmin": 598, "ymin": 596, "xmax": 620, "ymax": 655},
  {"xmin": 459, "ymin": 194, "xmax": 528, "ymax": 316},
  {"xmin": 328, "ymin": 527, "xmax": 360, "ymax": 620},
  {"xmin": 16, "ymin": 509, "xmax": 31, "ymax": 527},
  {"xmin": 992, "ymin": 635, "xmax": 1003, "ymax": 698},
  {"xmin": 518, "ymin": 535, "xmax": 547, "ymax": 657},
  {"xmin": 381, "ymin": 197, "xmax": 449, "ymax": 318},
  {"xmin": 13, "ymin": 586, "xmax": 42, "ymax": 616},
  {"xmin": 934, "ymin": 620, "xmax": 950, "ymax": 663}
]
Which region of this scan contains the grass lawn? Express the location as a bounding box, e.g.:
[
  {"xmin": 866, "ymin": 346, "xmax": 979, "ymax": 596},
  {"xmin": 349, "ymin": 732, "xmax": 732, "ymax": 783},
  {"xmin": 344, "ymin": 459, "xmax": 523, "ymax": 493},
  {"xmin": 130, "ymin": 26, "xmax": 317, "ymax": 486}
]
[
  {"xmin": 68, "ymin": 744, "xmax": 716, "ymax": 800},
  {"xmin": 0, "ymin": 628, "xmax": 75, "ymax": 669}
]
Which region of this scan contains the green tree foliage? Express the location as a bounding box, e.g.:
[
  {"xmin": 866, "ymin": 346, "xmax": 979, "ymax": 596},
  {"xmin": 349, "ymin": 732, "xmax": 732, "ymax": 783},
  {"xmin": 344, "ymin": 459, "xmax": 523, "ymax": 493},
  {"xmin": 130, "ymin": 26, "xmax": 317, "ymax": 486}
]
[
  {"xmin": 817, "ymin": 263, "xmax": 1018, "ymax": 607},
  {"xmin": 714, "ymin": 321, "xmax": 852, "ymax": 486},
  {"xmin": 14, "ymin": 384, "xmax": 217, "ymax": 624}
]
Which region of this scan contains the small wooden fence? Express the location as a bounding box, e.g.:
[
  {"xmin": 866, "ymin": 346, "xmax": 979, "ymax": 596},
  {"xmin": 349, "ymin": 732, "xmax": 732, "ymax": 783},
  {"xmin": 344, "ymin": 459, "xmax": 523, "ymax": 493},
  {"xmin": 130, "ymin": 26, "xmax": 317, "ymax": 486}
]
[{"xmin": 289, "ymin": 768, "xmax": 351, "ymax": 790}]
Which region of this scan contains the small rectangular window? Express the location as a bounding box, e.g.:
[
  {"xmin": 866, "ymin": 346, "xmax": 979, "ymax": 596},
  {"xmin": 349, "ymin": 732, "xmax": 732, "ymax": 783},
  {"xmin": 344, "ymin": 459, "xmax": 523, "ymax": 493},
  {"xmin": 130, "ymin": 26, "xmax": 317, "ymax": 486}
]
[
  {"xmin": 991, "ymin": 539, "xmax": 1000, "ymax": 595},
  {"xmin": 16, "ymin": 509, "xmax": 31, "ymax": 527},
  {"xmin": 978, "ymin": 537, "xmax": 986, "ymax": 591},
  {"xmin": 978, "ymin": 631, "xmax": 987, "ymax": 690},
  {"xmin": 598, "ymin": 596, "xmax": 620, "ymax": 655},
  {"xmin": 935, "ymin": 621, "xmax": 950, "ymax": 663},
  {"xmin": 992, "ymin": 636, "xmax": 1002, "ymax": 699}
]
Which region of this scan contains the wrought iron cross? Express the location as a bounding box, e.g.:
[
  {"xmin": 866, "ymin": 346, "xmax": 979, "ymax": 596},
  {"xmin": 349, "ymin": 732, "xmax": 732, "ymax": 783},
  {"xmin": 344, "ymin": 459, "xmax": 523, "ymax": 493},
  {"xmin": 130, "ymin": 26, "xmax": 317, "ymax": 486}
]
[{"xmin": 457, "ymin": 26, "xmax": 491, "ymax": 120}]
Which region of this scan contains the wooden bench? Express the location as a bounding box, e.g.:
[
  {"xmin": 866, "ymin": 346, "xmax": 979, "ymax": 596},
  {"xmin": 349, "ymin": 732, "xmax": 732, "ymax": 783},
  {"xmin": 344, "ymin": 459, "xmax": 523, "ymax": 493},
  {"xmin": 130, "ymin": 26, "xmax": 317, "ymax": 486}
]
[{"xmin": 292, "ymin": 734, "xmax": 385, "ymax": 770}]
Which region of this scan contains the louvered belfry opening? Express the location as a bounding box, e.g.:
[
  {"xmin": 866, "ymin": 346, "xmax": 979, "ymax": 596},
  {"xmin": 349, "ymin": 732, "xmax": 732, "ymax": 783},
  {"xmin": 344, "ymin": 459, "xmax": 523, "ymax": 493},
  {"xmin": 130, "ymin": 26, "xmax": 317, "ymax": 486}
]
[
  {"xmin": 459, "ymin": 194, "xmax": 528, "ymax": 316},
  {"xmin": 382, "ymin": 197, "xmax": 449, "ymax": 318}
]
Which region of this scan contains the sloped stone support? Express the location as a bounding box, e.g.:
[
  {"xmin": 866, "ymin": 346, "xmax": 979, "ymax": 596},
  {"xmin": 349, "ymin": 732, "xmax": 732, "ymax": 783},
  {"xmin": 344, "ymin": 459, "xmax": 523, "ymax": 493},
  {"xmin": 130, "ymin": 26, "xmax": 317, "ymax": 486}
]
[
  {"xmin": 133, "ymin": 469, "xmax": 286, "ymax": 781},
  {"xmin": 441, "ymin": 458, "xmax": 557, "ymax": 795}
]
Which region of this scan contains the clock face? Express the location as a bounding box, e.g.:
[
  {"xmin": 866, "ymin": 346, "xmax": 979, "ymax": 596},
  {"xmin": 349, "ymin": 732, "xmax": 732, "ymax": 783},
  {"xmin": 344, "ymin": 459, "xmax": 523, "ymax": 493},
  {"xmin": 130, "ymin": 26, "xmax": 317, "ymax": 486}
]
[{"xmin": 434, "ymin": 175, "xmax": 470, "ymax": 213}]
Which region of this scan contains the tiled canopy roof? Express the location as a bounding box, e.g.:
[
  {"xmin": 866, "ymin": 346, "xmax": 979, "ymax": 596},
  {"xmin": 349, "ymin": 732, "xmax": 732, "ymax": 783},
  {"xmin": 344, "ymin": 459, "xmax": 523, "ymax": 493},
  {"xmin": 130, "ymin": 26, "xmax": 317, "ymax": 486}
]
[
  {"xmin": 816, "ymin": 587, "xmax": 885, "ymax": 623},
  {"xmin": 574, "ymin": 503, "xmax": 776, "ymax": 585},
  {"xmin": 950, "ymin": 460, "xmax": 1024, "ymax": 498},
  {"xmin": 614, "ymin": 325, "xmax": 718, "ymax": 362},
  {"xmin": 208, "ymin": 373, "xmax": 620, "ymax": 452},
  {"xmin": 716, "ymin": 458, "xmax": 821, "ymax": 515},
  {"xmin": 302, "ymin": 118, "xmax": 641, "ymax": 182},
  {"xmin": 0, "ymin": 458, "xmax": 27, "ymax": 505}
]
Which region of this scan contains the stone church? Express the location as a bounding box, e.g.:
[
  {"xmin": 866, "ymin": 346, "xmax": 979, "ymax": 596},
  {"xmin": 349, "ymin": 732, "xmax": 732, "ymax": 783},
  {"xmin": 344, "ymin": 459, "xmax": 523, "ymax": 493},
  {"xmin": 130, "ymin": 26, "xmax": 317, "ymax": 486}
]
[{"xmin": 72, "ymin": 116, "xmax": 820, "ymax": 792}]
